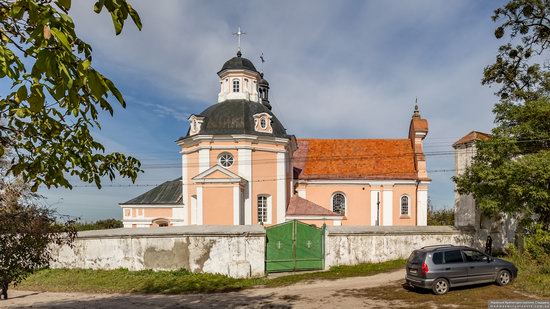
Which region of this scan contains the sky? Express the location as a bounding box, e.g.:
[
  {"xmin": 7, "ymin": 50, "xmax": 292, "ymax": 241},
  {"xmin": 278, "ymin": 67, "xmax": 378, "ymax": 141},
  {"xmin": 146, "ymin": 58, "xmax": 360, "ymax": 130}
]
[{"xmin": 38, "ymin": 0, "xmax": 507, "ymax": 221}]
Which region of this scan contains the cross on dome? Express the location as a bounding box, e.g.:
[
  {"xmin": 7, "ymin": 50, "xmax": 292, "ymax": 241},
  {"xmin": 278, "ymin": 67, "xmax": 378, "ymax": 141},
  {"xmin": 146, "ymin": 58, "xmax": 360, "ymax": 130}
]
[{"xmin": 233, "ymin": 26, "xmax": 247, "ymax": 55}]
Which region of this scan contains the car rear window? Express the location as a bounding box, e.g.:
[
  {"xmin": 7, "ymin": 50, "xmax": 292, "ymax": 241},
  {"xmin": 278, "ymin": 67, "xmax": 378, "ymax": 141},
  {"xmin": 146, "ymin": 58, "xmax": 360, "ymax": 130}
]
[
  {"xmin": 432, "ymin": 252, "xmax": 443, "ymax": 264},
  {"xmin": 444, "ymin": 250, "xmax": 464, "ymax": 263},
  {"xmin": 408, "ymin": 250, "xmax": 426, "ymax": 264}
]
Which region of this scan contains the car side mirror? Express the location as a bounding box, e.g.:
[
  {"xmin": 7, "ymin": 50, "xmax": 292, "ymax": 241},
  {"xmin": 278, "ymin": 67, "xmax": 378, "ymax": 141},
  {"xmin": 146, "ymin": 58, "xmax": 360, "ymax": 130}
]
[{"xmin": 487, "ymin": 257, "xmax": 494, "ymax": 263}]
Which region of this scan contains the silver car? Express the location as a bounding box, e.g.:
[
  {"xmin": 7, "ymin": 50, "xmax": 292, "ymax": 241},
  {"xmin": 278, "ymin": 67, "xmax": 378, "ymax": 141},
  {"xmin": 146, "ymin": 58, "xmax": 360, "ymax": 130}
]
[{"xmin": 405, "ymin": 245, "xmax": 518, "ymax": 295}]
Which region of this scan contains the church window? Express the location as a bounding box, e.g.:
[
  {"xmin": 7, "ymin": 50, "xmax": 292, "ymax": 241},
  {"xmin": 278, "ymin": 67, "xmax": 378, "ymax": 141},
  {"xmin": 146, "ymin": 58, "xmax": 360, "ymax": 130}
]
[
  {"xmin": 257, "ymin": 195, "xmax": 270, "ymax": 224},
  {"xmin": 232, "ymin": 79, "xmax": 240, "ymax": 92},
  {"xmin": 401, "ymin": 195, "xmax": 410, "ymax": 215},
  {"xmin": 260, "ymin": 117, "xmax": 267, "ymax": 129},
  {"xmin": 218, "ymin": 152, "xmax": 234, "ymax": 168},
  {"xmin": 332, "ymin": 192, "xmax": 346, "ymax": 215}
]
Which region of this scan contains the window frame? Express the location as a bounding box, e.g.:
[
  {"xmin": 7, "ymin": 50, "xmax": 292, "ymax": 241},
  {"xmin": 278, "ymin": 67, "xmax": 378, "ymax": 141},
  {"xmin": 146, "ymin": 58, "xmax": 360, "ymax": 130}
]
[
  {"xmin": 400, "ymin": 195, "xmax": 410, "ymax": 216},
  {"xmin": 257, "ymin": 194, "xmax": 271, "ymax": 224},
  {"xmin": 232, "ymin": 79, "xmax": 240, "ymax": 92},
  {"xmin": 443, "ymin": 249, "xmax": 465, "ymax": 264},
  {"xmin": 331, "ymin": 192, "xmax": 346, "ymax": 215},
  {"xmin": 462, "ymin": 249, "xmax": 489, "ymax": 263},
  {"xmin": 217, "ymin": 152, "xmax": 234, "ymax": 168}
]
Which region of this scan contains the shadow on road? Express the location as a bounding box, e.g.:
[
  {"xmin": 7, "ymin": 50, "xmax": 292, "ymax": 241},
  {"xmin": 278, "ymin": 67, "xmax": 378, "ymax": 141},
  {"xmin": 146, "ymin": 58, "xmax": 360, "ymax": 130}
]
[{"xmin": 5, "ymin": 291, "xmax": 300, "ymax": 309}]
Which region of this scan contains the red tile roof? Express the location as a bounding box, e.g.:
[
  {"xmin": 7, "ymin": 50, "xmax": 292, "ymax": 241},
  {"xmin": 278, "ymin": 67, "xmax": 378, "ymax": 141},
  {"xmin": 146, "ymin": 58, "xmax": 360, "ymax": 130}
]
[
  {"xmin": 453, "ymin": 131, "xmax": 491, "ymax": 147},
  {"xmin": 294, "ymin": 139, "xmax": 418, "ymax": 180},
  {"xmin": 286, "ymin": 196, "xmax": 341, "ymax": 216}
]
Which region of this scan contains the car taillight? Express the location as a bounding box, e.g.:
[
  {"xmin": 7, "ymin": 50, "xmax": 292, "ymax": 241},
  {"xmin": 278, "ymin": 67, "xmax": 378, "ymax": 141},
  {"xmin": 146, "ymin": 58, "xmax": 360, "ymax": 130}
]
[{"xmin": 421, "ymin": 262, "xmax": 429, "ymax": 274}]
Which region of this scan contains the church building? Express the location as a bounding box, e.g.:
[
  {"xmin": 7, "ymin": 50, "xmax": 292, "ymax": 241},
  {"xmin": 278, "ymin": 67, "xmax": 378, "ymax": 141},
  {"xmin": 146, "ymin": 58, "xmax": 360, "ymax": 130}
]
[{"xmin": 120, "ymin": 48, "xmax": 431, "ymax": 228}]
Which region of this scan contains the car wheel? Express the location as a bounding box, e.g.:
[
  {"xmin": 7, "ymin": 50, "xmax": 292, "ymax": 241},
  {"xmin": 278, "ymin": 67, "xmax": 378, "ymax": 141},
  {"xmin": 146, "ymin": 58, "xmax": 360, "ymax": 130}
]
[
  {"xmin": 432, "ymin": 278, "xmax": 449, "ymax": 295},
  {"xmin": 496, "ymin": 270, "xmax": 511, "ymax": 286}
]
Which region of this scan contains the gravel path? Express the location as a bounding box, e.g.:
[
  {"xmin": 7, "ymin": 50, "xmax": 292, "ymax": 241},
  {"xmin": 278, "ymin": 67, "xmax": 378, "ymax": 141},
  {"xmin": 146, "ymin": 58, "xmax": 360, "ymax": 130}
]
[{"xmin": 2, "ymin": 269, "xmax": 406, "ymax": 308}]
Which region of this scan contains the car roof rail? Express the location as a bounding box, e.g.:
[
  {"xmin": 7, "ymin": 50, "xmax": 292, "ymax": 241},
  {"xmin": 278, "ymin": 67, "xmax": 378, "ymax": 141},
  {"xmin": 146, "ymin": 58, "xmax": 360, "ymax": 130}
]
[{"xmin": 421, "ymin": 244, "xmax": 455, "ymax": 249}]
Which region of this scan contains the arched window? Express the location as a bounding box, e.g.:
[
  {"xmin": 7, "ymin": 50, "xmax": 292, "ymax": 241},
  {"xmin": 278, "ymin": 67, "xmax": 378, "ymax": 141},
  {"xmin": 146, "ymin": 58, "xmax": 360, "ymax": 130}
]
[
  {"xmin": 232, "ymin": 79, "xmax": 240, "ymax": 92},
  {"xmin": 257, "ymin": 195, "xmax": 270, "ymax": 224},
  {"xmin": 332, "ymin": 192, "xmax": 346, "ymax": 215},
  {"xmin": 152, "ymin": 218, "xmax": 169, "ymax": 227},
  {"xmin": 401, "ymin": 195, "xmax": 410, "ymax": 215},
  {"xmin": 260, "ymin": 117, "xmax": 267, "ymax": 129}
]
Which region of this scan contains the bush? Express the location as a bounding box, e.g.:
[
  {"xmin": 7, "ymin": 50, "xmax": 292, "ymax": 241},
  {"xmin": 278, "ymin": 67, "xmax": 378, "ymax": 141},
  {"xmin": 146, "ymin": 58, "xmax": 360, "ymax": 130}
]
[
  {"xmin": 524, "ymin": 224, "xmax": 550, "ymax": 262},
  {"xmin": 74, "ymin": 219, "xmax": 123, "ymax": 231},
  {"xmin": 427, "ymin": 208, "xmax": 454, "ymax": 226}
]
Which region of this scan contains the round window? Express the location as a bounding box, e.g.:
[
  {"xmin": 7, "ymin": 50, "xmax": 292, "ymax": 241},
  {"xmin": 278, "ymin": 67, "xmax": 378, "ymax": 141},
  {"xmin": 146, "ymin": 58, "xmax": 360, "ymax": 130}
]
[
  {"xmin": 218, "ymin": 153, "xmax": 234, "ymax": 168},
  {"xmin": 260, "ymin": 117, "xmax": 267, "ymax": 129}
]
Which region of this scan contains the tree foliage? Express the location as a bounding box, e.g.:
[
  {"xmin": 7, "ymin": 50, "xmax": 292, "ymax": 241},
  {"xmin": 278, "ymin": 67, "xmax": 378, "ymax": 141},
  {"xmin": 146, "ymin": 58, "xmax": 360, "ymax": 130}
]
[
  {"xmin": 0, "ymin": 155, "xmax": 76, "ymax": 298},
  {"xmin": 454, "ymin": 0, "xmax": 550, "ymax": 227},
  {"xmin": 0, "ymin": 0, "xmax": 143, "ymax": 191},
  {"xmin": 74, "ymin": 218, "xmax": 122, "ymax": 231}
]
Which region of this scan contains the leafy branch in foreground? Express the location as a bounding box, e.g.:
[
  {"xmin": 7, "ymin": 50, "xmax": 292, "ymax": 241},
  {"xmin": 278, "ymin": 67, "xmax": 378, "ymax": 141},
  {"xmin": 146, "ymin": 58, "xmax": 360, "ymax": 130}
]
[{"xmin": 0, "ymin": 0, "xmax": 143, "ymax": 191}]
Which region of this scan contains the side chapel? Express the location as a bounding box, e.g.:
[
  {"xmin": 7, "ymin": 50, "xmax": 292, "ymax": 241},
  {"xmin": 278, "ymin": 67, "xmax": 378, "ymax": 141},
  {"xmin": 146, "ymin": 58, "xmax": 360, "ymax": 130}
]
[{"xmin": 120, "ymin": 47, "xmax": 431, "ymax": 228}]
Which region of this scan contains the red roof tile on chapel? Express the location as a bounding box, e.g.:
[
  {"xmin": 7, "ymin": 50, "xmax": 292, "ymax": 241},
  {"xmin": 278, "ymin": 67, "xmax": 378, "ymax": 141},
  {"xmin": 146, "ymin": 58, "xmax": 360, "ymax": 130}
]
[
  {"xmin": 286, "ymin": 195, "xmax": 341, "ymax": 216},
  {"xmin": 293, "ymin": 138, "xmax": 418, "ymax": 180}
]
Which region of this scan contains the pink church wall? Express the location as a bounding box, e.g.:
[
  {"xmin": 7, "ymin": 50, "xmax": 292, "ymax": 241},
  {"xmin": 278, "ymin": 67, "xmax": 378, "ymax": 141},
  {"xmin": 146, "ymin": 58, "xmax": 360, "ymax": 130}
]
[
  {"xmin": 144, "ymin": 208, "xmax": 173, "ymax": 219},
  {"xmin": 392, "ymin": 185, "xmax": 417, "ymax": 226},
  {"xmin": 203, "ymin": 184, "xmax": 234, "ymax": 225},
  {"xmin": 300, "ymin": 183, "xmax": 420, "ymax": 226},
  {"xmin": 251, "ymin": 150, "xmax": 278, "ymax": 225},
  {"xmin": 301, "ymin": 184, "xmax": 371, "ymax": 226},
  {"xmin": 209, "ymin": 148, "xmax": 239, "ymax": 175}
]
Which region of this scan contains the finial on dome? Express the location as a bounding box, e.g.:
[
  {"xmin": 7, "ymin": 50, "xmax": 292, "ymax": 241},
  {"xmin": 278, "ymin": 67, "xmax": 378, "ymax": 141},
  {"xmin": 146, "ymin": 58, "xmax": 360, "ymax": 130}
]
[
  {"xmin": 413, "ymin": 98, "xmax": 421, "ymax": 118},
  {"xmin": 237, "ymin": 50, "xmax": 242, "ymax": 57}
]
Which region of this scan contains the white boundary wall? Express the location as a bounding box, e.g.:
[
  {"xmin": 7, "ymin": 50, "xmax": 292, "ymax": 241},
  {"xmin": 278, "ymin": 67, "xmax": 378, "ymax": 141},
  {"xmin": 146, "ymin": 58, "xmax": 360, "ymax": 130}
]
[
  {"xmin": 51, "ymin": 226, "xmax": 265, "ymax": 278},
  {"xmin": 325, "ymin": 226, "xmax": 473, "ymax": 269}
]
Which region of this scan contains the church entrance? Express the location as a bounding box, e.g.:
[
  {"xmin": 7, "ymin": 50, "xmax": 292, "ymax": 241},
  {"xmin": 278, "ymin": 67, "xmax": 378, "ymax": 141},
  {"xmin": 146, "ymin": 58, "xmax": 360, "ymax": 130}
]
[{"xmin": 265, "ymin": 220, "xmax": 325, "ymax": 273}]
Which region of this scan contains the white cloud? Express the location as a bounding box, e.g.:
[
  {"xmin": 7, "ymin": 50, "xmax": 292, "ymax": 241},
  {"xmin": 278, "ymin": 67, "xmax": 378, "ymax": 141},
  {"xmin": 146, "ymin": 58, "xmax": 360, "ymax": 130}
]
[{"xmin": 41, "ymin": 0, "xmax": 505, "ymax": 218}]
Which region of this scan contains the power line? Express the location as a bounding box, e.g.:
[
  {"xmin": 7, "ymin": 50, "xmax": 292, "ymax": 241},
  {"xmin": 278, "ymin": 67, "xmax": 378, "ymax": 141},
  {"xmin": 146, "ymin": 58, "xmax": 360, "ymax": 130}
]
[{"xmin": 70, "ymin": 168, "xmax": 460, "ymax": 188}]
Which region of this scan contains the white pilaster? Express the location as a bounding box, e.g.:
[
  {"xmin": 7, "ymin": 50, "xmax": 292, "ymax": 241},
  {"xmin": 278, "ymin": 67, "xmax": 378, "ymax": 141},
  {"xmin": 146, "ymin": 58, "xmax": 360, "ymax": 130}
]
[
  {"xmin": 233, "ymin": 186, "xmax": 240, "ymax": 225},
  {"xmin": 370, "ymin": 190, "xmax": 380, "ymax": 226},
  {"xmin": 196, "ymin": 187, "xmax": 203, "ymax": 225},
  {"xmin": 276, "ymin": 152, "xmax": 286, "ymax": 224},
  {"xmin": 417, "ymin": 189, "xmax": 428, "ymax": 226},
  {"xmin": 382, "ymin": 189, "xmax": 393, "ymax": 226},
  {"xmin": 199, "ymin": 148, "xmax": 210, "ymax": 173},
  {"xmin": 238, "ymin": 149, "xmax": 252, "ymax": 225},
  {"xmin": 172, "ymin": 208, "xmax": 185, "ymax": 226},
  {"xmin": 181, "ymin": 153, "xmax": 188, "ymax": 225}
]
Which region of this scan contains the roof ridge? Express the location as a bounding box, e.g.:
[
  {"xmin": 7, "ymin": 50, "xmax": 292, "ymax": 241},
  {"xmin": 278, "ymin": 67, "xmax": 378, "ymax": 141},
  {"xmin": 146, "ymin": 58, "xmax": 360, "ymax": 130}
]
[{"xmin": 297, "ymin": 138, "xmax": 411, "ymax": 141}]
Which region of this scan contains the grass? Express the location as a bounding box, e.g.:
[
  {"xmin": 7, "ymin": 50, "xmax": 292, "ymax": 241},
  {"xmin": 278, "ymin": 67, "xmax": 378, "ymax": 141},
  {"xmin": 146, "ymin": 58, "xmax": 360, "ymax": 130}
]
[
  {"xmin": 503, "ymin": 252, "xmax": 550, "ymax": 298},
  {"xmin": 17, "ymin": 259, "xmax": 406, "ymax": 294},
  {"xmin": 338, "ymin": 282, "xmax": 537, "ymax": 309}
]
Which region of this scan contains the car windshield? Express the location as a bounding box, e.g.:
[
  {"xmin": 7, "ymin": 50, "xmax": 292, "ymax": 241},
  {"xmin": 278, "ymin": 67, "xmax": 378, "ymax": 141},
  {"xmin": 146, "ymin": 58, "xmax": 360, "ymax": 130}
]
[{"xmin": 408, "ymin": 250, "xmax": 425, "ymax": 264}]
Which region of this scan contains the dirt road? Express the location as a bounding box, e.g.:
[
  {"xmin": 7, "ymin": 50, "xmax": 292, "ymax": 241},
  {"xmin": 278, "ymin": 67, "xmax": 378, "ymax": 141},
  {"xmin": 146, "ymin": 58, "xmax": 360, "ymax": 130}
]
[{"xmin": 2, "ymin": 269, "xmax": 406, "ymax": 308}]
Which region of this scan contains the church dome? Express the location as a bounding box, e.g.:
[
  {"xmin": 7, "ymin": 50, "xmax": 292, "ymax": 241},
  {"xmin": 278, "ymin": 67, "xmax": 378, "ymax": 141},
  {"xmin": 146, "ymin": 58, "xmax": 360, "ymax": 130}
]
[
  {"xmin": 218, "ymin": 51, "xmax": 258, "ymax": 74},
  {"xmin": 185, "ymin": 100, "xmax": 288, "ymax": 138}
]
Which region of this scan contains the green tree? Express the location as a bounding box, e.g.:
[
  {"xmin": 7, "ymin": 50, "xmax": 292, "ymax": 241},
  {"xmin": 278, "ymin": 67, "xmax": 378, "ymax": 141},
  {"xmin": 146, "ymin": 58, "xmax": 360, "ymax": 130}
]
[
  {"xmin": 454, "ymin": 0, "xmax": 550, "ymax": 227},
  {"xmin": 0, "ymin": 153, "xmax": 77, "ymax": 299},
  {"xmin": 0, "ymin": 0, "xmax": 142, "ymax": 191}
]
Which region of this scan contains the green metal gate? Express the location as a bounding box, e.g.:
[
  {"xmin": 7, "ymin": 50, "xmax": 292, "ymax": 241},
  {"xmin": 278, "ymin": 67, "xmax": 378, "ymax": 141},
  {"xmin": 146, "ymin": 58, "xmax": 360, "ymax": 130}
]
[{"xmin": 265, "ymin": 220, "xmax": 325, "ymax": 273}]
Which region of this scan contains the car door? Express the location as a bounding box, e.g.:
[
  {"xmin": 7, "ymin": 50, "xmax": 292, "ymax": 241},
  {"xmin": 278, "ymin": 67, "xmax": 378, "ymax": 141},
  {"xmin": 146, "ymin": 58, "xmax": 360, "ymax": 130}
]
[
  {"xmin": 442, "ymin": 249, "xmax": 468, "ymax": 286},
  {"xmin": 462, "ymin": 249, "xmax": 497, "ymax": 283}
]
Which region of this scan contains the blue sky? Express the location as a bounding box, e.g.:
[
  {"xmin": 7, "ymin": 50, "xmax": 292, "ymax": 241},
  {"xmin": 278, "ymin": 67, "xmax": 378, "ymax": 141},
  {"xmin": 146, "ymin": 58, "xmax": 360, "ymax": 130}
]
[{"xmin": 38, "ymin": 0, "xmax": 506, "ymax": 221}]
